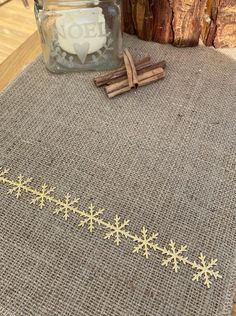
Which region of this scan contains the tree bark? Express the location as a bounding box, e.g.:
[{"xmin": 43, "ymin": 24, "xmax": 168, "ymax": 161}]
[
  {"xmin": 122, "ymin": 0, "xmax": 136, "ymax": 35},
  {"xmin": 171, "ymin": 0, "xmax": 207, "ymax": 46},
  {"xmin": 123, "ymin": 0, "xmax": 207, "ymax": 47},
  {"xmin": 202, "ymin": 0, "xmax": 236, "ymax": 48},
  {"xmin": 152, "ymin": 0, "xmax": 174, "ymax": 43},
  {"xmin": 130, "ymin": 0, "xmax": 154, "ymax": 41}
]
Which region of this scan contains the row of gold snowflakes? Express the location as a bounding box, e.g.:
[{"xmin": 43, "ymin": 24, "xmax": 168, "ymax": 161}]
[{"xmin": 0, "ymin": 167, "xmax": 222, "ymax": 289}]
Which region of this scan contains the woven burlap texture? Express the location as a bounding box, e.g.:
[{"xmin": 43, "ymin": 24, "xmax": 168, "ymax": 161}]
[{"xmin": 0, "ymin": 35, "xmax": 236, "ymax": 316}]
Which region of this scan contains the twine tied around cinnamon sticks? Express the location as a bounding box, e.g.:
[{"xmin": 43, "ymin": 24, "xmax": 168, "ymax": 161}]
[{"xmin": 94, "ymin": 48, "xmax": 166, "ymax": 98}]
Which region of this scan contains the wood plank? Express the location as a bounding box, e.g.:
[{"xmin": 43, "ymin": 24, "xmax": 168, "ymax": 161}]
[
  {"xmin": 0, "ymin": 0, "xmax": 12, "ymax": 5},
  {"xmin": 0, "ymin": 31, "xmax": 41, "ymax": 91},
  {"xmin": 0, "ymin": 0, "xmax": 37, "ymax": 63}
]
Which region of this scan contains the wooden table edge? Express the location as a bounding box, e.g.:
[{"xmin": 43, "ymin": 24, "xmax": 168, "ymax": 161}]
[{"xmin": 0, "ymin": 31, "xmax": 41, "ymax": 91}]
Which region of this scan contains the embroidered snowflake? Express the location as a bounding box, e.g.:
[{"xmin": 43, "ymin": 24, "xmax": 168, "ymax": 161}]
[
  {"xmin": 0, "ymin": 165, "xmax": 224, "ymax": 289},
  {"xmin": 133, "ymin": 227, "xmax": 159, "ymax": 259},
  {"xmin": 31, "ymin": 183, "xmax": 55, "ymax": 209},
  {"xmin": 192, "ymin": 253, "xmax": 222, "ymax": 288},
  {"xmin": 104, "ymin": 215, "xmax": 130, "ymax": 246},
  {"xmin": 79, "ymin": 203, "xmax": 105, "ymax": 233},
  {"xmin": 161, "ymin": 240, "xmax": 188, "ymax": 272},
  {"xmin": 0, "ymin": 167, "xmax": 9, "ymax": 178},
  {"xmin": 7, "ymin": 174, "xmax": 32, "ymax": 199},
  {"xmin": 54, "ymin": 193, "xmax": 80, "ymax": 220}
]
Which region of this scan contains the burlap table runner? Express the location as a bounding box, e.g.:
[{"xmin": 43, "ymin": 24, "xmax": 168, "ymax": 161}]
[{"xmin": 0, "ymin": 35, "xmax": 236, "ymax": 316}]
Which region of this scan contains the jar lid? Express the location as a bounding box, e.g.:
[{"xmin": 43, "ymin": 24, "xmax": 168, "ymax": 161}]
[{"xmin": 41, "ymin": 0, "xmax": 117, "ymax": 11}]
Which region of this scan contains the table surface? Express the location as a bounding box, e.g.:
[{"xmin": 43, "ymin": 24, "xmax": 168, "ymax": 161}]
[
  {"xmin": 0, "ymin": 0, "xmax": 37, "ymax": 64},
  {"xmin": 0, "ymin": 31, "xmax": 41, "ymax": 91},
  {"xmin": 0, "ymin": 24, "xmax": 235, "ymax": 316}
]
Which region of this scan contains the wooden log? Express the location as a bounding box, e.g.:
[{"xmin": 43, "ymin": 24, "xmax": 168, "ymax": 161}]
[
  {"xmin": 123, "ymin": 0, "xmax": 235, "ymax": 47},
  {"xmin": 201, "ymin": 0, "xmax": 217, "ymax": 46},
  {"xmin": 202, "ymin": 0, "xmax": 236, "ymax": 48},
  {"xmin": 152, "ymin": 0, "xmax": 174, "ymax": 44},
  {"xmin": 130, "ymin": 0, "xmax": 154, "ymax": 41},
  {"xmin": 171, "ymin": 0, "xmax": 208, "ymax": 47},
  {"xmin": 122, "ymin": 0, "xmax": 136, "ymax": 35},
  {"xmin": 122, "ymin": 0, "xmax": 208, "ymax": 47}
]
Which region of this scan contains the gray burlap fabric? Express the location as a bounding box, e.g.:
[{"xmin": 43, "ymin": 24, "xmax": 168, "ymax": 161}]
[{"xmin": 0, "ymin": 35, "xmax": 236, "ymax": 316}]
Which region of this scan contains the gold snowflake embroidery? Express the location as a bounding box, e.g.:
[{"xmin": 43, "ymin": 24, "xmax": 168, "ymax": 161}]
[
  {"xmin": 0, "ymin": 167, "xmax": 9, "ymax": 178},
  {"xmin": 54, "ymin": 193, "xmax": 80, "ymax": 220},
  {"xmin": 31, "ymin": 183, "xmax": 55, "ymax": 209},
  {"xmin": 104, "ymin": 215, "xmax": 130, "ymax": 246},
  {"xmin": 133, "ymin": 227, "xmax": 158, "ymax": 259},
  {"xmin": 191, "ymin": 253, "xmax": 222, "ymax": 288},
  {"xmin": 0, "ymin": 166, "xmax": 223, "ymax": 289},
  {"xmin": 161, "ymin": 240, "xmax": 188, "ymax": 272},
  {"xmin": 79, "ymin": 203, "xmax": 105, "ymax": 233},
  {"xmin": 7, "ymin": 174, "xmax": 32, "ymax": 199}
]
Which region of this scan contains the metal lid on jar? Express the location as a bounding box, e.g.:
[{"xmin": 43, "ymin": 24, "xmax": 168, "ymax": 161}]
[{"xmin": 43, "ymin": 0, "xmax": 105, "ymax": 10}]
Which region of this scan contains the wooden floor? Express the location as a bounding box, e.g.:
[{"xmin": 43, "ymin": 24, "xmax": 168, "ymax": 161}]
[
  {"xmin": 0, "ymin": 1, "xmax": 236, "ymax": 315},
  {"xmin": 0, "ymin": 0, "xmax": 36, "ymax": 63}
]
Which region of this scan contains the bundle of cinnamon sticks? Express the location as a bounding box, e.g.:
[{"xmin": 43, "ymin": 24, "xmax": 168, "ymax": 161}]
[{"xmin": 94, "ymin": 49, "xmax": 166, "ymax": 98}]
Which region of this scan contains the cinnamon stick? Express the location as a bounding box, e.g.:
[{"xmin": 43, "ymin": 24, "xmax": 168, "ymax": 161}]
[
  {"xmin": 106, "ymin": 68, "xmax": 165, "ymax": 98},
  {"xmin": 95, "ymin": 60, "xmax": 166, "ymax": 87},
  {"xmin": 94, "ymin": 56, "xmax": 151, "ymax": 87},
  {"xmin": 107, "ymin": 61, "xmax": 166, "ymax": 86},
  {"xmin": 108, "ymin": 86, "xmax": 132, "ymax": 99},
  {"xmin": 94, "ymin": 50, "xmax": 167, "ymax": 99},
  {"xmin": 106, "ymin": 67, "xmax": 164, "ymax": 94},
  {"xmin": 107, "ymin": 71, "xmax": 165, "ymax": 98},
  {"xmin": 123, "ymin": 48, "xmax": 139, "ymax": 88},
  {"xmin": 124, "ymin": 52, "xmax": 134, "ymax": 88},
  {"xmin": 138, "ymin": 72, "xmax": 165, "ymax": 87}
]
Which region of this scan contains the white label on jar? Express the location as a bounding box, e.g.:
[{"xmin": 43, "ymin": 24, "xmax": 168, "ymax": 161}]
[{"xmin": 56, "ymin": 7, "xmax": 107, "ymax": 63}]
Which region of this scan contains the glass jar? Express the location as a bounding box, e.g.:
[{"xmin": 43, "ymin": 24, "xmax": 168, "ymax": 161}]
[{"xmin": 34, "ymin": 0, "xmax": 123, "ymax": 73}]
